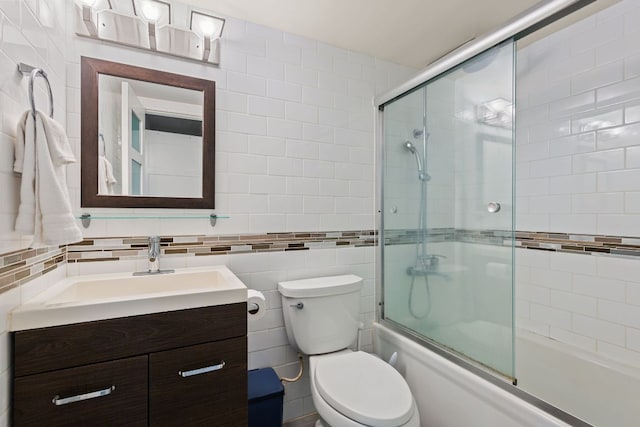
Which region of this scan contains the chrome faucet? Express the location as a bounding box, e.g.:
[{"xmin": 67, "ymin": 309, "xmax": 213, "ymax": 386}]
[
  {"xmin": 148, "ymin": 236, "xmax": 161, "ymax": 272},
  {"xmin": 422, "ymin": 254, "xmax": 447, "ymax": 268},
  {"xmin": 406, "ymin": 254, "xmax": 449, "ymax": 278},
  {"xmin": 134, "ymin": 236, "xmax": 174, "ymax": 275}
]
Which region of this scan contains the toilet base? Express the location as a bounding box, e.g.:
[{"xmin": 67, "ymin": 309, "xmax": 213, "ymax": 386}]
[{"xmin": 309, "ymin": 350, "xmax": 420, "ymax": 427}]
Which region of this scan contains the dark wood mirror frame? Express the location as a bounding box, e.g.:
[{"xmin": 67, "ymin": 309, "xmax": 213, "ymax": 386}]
[{"xmin": 80, "ymin": 56, "xmax": 216, "ymax": 209}]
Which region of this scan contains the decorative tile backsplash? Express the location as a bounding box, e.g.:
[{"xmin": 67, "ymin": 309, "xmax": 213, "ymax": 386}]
[
  {"xmin": 66, "ymin": 230, "xmax": 378, "ymax": 263},
  {"xmin": 385, "ymin": 228, "xmax": 640, "ymax": 257},
  {"xmin": 0, "ymin": 247, "xmax": 65, "ymax": 295},
  {"xmin": 516, "ymin": 231, "xmax": 640, "ymax": 256},
  {"xmin": 2, "ymin": 227, "xmax": 639, "ymax": 296}
]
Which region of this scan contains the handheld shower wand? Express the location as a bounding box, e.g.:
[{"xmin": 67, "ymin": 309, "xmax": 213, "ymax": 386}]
[{"xmin": 404, "ymin": 141, "xmax": 430, "ymax": 182}]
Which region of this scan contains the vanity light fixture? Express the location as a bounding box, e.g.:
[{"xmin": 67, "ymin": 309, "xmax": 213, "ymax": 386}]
[
  {"xmin": 135, "ymin": 0, "xmax": 171, "ymax": 50},
  {"xmin": 80, "ymin": 0, "xmax": 99, "ymax": 36},
  {"xmin": 74, "ymin": 0, "xmax": 224, "ymax": 65},
  {"xmin": 190, "ymin": 11, "xmax": 225, "ymax": 62}
]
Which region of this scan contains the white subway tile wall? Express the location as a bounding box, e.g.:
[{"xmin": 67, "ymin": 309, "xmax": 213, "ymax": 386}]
[
  {"xmin": 0, "ymin": 1, "xmax": 67, "ymax": 422},
  {"xmin": 515, "ymin": 0, "xmax": 640, "ymax": 367},
  {"xmin": 65, "ymin": 246, "xmax": 375, "ymax": 421},
  {"xmin": 0, "ymin": 0, "xmax": 67, "ymax": 253},
  {"xmin": 61, "ymin": 1, "xmax": 410, "ymax": 418},
  {"xmin": 517, "ymin": 0, "xmax": 640, "ymax": 235},
  {"xmin": 0, "ymin": 0, "xmax": 414, "ymax": 423},
  {"xmin": 61, "ymin": 1, "xmax": 415, "ymax": 238}
]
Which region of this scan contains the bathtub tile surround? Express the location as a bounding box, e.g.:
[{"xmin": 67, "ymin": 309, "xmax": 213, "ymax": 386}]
[
  {"xmin": 516, "ymin": 230, "xmax": 640, "ymax": 256},
  {"xmin": 387, "ymin": 227, "xmax": 640, "ymax": 258},
  {"xmin": 517, "ymin": 247, "xmax": 640, "ymax": 367},
  {"xmin": 516, "ymin": 0, "xmax": 640, "ymax": 370}
]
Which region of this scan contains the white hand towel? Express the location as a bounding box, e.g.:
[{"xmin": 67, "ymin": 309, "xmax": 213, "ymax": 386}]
[
  {"xmin": 98, "ymin": 155, "xmax": 117, "ymax": 195},
  {"xmin": 14, "ymin": 110, "xmax": 83, "ymax": 247}
]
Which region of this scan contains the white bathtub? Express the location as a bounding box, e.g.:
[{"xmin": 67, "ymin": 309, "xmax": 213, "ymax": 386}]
[
  {"xmin": 516, "ymin": 329, "xmax": 640, "ymax": 427},
  {"xmin": 374, "ymin": 323, "xmax": 570, "ymax": 427},
  {"xmin": 375, "ymin": 322, "xmax": 640, "ymax": 427}
]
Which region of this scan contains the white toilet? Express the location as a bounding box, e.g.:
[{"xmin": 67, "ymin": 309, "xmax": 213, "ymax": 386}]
[{"xmin": 278, "ymin": 274, "xmax": 420, "ymax": 427}]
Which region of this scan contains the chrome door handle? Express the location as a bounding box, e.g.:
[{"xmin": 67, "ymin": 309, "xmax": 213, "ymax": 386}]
[
  {"xmin": 487, "ymin": 202, "xmax": 501, "ymax": 213},
  {"xmin": 52, "ymin": 385, "xmax": 115, "ymax": 406},
  {"xmin": 179, "ymin": 361, "xmax": 226, "ymax": 377}
]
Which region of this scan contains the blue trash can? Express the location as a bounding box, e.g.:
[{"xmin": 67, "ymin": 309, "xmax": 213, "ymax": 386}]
[{"xmin": 248, "ymin": 368, "xmax": 284, "ymax": 427}]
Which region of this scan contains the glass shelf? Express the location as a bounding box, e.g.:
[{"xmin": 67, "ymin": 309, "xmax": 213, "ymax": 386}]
[{"xmin": 75, "ymin": 213, "xmax": 229, "ymax": 228}]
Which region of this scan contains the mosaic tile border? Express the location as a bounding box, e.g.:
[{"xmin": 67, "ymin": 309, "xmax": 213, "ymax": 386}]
[
  {"xmin": 66, "ymin": 230, "xmax": 379, "ymax": 263},
  {"xmin": 0, "ymin": 246, "xmax": 65, "ymax": 294},
  {"xmin": 2, "ymin": 228, "xmax": 639, "ymax": 296},
  {"xmin": 386, "ymin": 228, "xmax": 640, "ymax": 257},
  {"xmin": 515, "ymin": 231, "xmax": 640, "ymax": 256}
]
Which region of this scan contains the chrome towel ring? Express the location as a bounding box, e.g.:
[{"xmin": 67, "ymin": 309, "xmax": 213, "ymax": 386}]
[{"xmin": 18, "ymin": 62, "xmax": 54, "ymax": 118}]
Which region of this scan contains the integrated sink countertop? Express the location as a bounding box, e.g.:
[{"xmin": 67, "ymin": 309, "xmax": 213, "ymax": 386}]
[{"xmin": 10, "ymin": 266, "xmax": 247, "ymax": 331}]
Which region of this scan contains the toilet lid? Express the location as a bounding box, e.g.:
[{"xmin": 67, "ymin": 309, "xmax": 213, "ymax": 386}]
[{"xmin": 315, "ymin": 352, "xmax": 415, "ymax": 427}]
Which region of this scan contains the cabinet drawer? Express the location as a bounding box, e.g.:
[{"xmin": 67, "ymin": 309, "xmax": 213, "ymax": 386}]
[
  {"xmin": 149, "ymin": 337, "xmax": 248, "ymax": 426},
  {"xmin": 14, "ymin": 302, "xmax": 247, "ymax": 376},
  {"xmin": 13, "ymin": 355, "xmax": 148, "ymax": 427}
]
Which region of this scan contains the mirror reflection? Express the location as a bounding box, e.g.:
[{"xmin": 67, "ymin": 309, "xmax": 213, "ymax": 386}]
[{"xmin": 97, "ymin": 75, "xmax": 204, "ymax": 198}]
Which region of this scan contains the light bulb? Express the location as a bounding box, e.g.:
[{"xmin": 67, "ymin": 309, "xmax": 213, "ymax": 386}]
[
  {"xmin": 199, "ymin": 20, "xmax": 216, "ymax": 37},
  {"xmin": 141, "ymin": 2, "xmax": 161, "ymax": 21},
  {"xmin": 190, "ymin": 11, "xmax": 224, "ymax": 38}
]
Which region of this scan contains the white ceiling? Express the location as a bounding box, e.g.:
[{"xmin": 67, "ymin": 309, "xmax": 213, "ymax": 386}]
[
  {"xmin": 178, "ymin": 0, "xmax": 532, "ymax": 69},
  {"xmin": 179, "ymin": 0, "xmax": 619, "ymax": 69}
]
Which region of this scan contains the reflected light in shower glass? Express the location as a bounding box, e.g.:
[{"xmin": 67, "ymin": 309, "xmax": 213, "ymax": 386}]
[{"xmin": 476, "ymin": 98, "xmax": 513, "ymax": 128}]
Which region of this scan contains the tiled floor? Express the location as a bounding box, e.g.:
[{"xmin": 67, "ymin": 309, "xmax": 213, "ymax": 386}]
[{"xmin": 283, "ymin": 413, "xmax": 319, "ymax": 427}]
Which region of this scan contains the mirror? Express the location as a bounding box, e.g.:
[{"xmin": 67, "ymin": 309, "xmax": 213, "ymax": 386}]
[{"xmin": 81, "ymin": 57, "xmax": 215, "ymax": 209}]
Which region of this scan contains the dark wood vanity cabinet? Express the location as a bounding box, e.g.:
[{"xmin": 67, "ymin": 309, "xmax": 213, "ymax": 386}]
[{"xmin": 12, "ymin": 303, "xmax": 248, "ymax": 427}]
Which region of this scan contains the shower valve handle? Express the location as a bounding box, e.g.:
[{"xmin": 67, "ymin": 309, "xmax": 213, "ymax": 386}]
[{"xmin": 487, "ymin": 202, "xmax": 501, "ymax": 213}]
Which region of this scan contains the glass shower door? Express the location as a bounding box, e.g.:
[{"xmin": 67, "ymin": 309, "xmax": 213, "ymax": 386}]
[{"xmin": 382, "ymin": 40, "xmax": 515, "ymax": 378}]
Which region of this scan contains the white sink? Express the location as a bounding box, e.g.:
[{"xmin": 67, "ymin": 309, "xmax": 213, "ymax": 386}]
[{"xmin": 11, "ymin": 266, "xmax": 247, "ymax": 331}]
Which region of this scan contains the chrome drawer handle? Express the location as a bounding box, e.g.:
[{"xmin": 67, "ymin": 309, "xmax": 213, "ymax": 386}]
[
  {"xmin": 52, "ymin": 385, "xmax": 115, "ymax": 406},
  {"xmin": 179, "ymin": 361, "xmax": 226, "ymax": 378}
]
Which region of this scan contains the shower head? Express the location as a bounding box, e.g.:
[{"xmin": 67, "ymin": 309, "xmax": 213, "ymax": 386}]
[
  {"xmin": 403, "ymin": 141, "xmax": 430, "ymax": 181},
  {"xmin": 404, "ymin": 141, "xmax": 418, "ymax": 154}
]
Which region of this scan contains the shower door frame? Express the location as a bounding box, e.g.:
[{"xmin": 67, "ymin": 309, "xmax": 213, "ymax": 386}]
[{"xmin": 375, "ymin": 0, "xmax": 595, "ymax": 426}]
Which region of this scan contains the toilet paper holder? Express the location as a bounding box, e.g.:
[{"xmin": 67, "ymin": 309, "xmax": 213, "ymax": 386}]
[
  {"xmin": 248, "ymin": 303, "xmax": 260, "ymax": 315},
  {"xmin": 247, "ymin": 289, "xmax": 266, "ymax": 321}
]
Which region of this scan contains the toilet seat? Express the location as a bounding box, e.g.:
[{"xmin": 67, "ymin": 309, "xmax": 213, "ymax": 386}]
[{"xmin": 314, "ymin": 351, "xmax": 415, "ymax": 427}]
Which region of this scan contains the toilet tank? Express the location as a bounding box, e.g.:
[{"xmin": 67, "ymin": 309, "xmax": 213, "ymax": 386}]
[{"xmin": 278, "ymin": 275, "xmax": 363, "ymax": 355}]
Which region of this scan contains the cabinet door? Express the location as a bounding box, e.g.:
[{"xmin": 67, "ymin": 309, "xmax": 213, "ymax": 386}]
[
  {"xmin": 13, "ymin": 355, "xmax": 148, "ymax": 427},
  {"xmin": 149, "ymin": 337, "xmax": 248, "ymax": 426}
]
